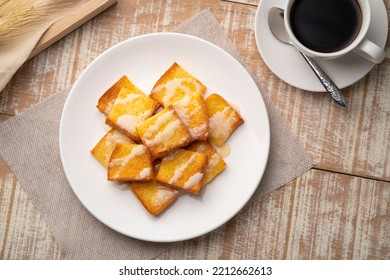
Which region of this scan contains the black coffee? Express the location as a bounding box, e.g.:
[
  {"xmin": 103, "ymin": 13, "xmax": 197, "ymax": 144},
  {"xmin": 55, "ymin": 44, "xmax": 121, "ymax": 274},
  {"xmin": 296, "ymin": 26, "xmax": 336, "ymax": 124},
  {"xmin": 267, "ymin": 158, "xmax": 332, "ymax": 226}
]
[{"xmin": 290, "ymin": 0, "xmax": 362, "ymax": 53}]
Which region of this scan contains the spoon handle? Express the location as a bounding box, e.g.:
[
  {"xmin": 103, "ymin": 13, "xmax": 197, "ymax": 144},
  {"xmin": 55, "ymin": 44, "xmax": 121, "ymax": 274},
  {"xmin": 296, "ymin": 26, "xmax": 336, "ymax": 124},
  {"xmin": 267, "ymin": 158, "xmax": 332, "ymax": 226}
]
[{"xmin": 299, "ymin": 52, "xmax": 347, "ymax": 107}]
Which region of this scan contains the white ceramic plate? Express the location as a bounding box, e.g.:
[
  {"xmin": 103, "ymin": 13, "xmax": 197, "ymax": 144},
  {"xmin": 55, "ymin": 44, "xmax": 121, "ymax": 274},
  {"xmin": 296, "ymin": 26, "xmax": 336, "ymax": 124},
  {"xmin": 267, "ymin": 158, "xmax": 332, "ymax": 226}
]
[
  {"xmin": 255, "ymin": 0, "xmax": 388, "ymax": 92},
  {"xmin": 59, "ymin": 33, "xmax": 270, "ymax": 242}
]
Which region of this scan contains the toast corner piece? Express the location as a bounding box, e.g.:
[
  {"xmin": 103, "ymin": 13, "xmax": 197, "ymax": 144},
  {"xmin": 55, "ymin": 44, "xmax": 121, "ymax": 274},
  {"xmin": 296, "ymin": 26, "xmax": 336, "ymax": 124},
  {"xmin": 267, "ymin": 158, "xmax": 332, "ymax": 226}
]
[
  {"xmin": 156, "ymin": 149, "xmax": 207, "ymax": 194},
  {"xmin": 136, "ymin": 106, "xmax": 191, "ymax": 159},
  {"xmin": 107, "ymin": 143, "xmax": 153, "ymax": 182},
  {"xmin": 130, "ymin": 182, "xmax": 179, "ymax": 216},
  {"xmin": 90, "ymin": 129, "xmax": 135, "ymax": 168},
  {"xmin": 186, "ymin": 140, "xmax": 227, "ymax": 185},
  {"xmin": 172, "ymin": 93, "xmax": 209, "ymax": 141},
  {"xmin": 205, "ymin": 93, "xmax": 243, "ymax": 146},
  {"xmin": 105, "ymin": 85, "xmax": 159, "ymax": 141},
  {"xmin": 97, "ymin": 75, "xmax": 132, "ymax": 115},
  {"xmin": 150, "ymin": 62, "xmax": 207, "ymax": 106}
]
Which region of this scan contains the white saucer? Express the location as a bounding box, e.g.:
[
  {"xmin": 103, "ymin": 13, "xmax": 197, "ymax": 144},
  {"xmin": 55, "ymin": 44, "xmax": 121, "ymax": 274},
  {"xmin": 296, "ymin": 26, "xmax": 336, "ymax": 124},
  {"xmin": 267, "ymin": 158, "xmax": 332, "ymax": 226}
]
[{"xmin": 255, "ymin": 0, "xmax": 388, "ymax": 92}]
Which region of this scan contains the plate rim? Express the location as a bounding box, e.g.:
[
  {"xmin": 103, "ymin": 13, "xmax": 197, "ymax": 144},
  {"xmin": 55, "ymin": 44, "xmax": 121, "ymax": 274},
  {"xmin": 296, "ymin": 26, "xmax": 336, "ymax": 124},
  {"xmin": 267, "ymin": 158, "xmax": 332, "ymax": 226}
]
[{"xmin": 59, "ymin": 32, "xmax": 271, "ymax": 242}]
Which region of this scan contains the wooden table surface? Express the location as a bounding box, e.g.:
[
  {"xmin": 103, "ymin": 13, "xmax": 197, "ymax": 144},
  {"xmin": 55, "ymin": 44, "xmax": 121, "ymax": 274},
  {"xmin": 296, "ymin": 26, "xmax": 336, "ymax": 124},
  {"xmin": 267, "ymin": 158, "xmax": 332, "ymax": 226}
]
[{"xmin": 1, "ymin": 0, "xmax": 389, "ymax": 260}]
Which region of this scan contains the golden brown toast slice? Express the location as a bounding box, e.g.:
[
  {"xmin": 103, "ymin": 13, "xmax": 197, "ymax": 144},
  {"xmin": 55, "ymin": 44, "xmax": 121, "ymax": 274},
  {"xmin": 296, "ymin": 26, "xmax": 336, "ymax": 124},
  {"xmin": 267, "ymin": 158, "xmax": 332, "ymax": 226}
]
[
  {"xmin": 136, "ymin": 105, "xmax": 191, "ymax": 159},
  {"xmin": 150, "ymin": 62, "xmax": 207, "ymax": 106},
  {"xmin": 205, "ymin": 93, "xmax": 243, "ymax": 146},
  {"xmin": 90, "ymin": 129, "xmax": 135, "ymax": 168},
  {"xmin": 97, "ymin": 75, "xmax": 133, "ymax": 115},
  {"xmin": 171, "ymin": 93, "xmax": 209, "ymax": 141},
  {"xmin": 105, "ymin": 86, "xmax": 159, "ymax": 141},
  {"xmin": 156, "ymin": 149, "xmax": 207, "ymax": 194},
  {"xmin": 107, "ymin": 143, "xmax": 153, "ymax": 182},
  {"xmin": 186, "ymin": 141, "xmax": 226, "ymax": 185},
  {"xmin": 130, "ymin": 181, "xmax": 179, "ymax": 216}
]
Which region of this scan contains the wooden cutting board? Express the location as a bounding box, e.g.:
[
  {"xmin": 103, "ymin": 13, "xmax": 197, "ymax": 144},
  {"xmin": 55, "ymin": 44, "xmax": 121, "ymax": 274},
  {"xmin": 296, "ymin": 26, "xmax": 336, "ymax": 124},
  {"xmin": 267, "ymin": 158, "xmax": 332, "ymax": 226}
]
[{"xmin": 29, "ymin": 0, "xmax": 118, "ymax": 59}]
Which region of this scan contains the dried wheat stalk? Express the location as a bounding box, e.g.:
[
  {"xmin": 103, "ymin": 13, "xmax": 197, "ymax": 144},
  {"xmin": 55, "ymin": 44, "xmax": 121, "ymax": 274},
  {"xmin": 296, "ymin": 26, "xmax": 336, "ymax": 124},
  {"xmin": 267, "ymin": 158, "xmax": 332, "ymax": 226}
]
[{"xmin": 0, "ymin": 0, "xmax": 68, "ymax": 43}]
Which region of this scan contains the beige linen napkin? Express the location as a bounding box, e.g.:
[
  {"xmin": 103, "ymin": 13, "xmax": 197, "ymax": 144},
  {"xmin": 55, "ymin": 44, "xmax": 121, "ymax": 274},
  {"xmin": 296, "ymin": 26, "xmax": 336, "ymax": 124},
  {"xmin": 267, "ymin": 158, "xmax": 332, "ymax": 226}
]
[{"xmin": 0, "ymin": 9, "xmax": 312, "ymax": 259}]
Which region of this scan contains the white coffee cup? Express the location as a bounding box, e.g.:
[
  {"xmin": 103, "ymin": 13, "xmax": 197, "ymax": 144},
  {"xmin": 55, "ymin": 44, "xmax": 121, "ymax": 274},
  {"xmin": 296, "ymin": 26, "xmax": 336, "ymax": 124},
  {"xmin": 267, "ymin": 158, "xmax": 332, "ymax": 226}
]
[{"xmin": 273, "ymin": 0, "xmax": 385, "ymax": 63}]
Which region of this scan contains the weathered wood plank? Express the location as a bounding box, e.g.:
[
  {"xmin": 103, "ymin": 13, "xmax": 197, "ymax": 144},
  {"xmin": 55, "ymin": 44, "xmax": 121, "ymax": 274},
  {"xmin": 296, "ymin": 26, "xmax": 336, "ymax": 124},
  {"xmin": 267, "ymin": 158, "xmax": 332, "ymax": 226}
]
[
  {"xmin": 157, "ymin": 169, "xmax": 390, "ymax": 260},
  {"xmin": 1, "ymin": 163, "xmax": 389, "ymax": 259}
]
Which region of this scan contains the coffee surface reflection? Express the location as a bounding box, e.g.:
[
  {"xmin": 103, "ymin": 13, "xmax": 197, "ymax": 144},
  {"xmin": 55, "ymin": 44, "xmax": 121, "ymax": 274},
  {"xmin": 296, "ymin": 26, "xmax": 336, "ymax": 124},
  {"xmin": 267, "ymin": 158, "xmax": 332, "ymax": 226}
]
[{"xmin": 290, "ymin": 0, "xmax": 362, "ymax": 53}]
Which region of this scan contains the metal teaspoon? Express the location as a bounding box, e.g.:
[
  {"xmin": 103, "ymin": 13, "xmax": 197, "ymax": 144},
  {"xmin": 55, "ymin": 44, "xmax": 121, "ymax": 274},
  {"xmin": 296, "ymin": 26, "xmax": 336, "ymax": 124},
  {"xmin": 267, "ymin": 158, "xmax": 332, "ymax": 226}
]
[{"xmin": 268, "ymin": 7, "xmax": 347, "ymax": 107}]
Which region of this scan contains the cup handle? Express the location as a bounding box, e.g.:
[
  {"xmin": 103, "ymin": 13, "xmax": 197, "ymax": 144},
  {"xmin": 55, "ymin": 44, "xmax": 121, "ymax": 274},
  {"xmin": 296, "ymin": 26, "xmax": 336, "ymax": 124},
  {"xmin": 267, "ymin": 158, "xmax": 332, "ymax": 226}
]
[{"xmin": 353, "ymin": 39, "xmax": 385, "ymax": 64}]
